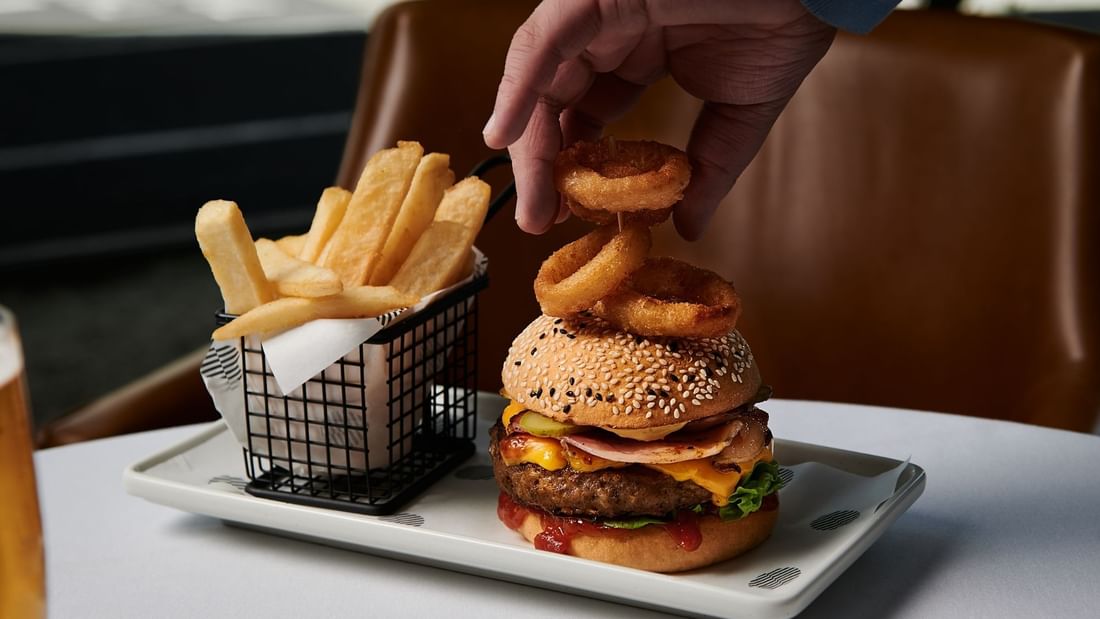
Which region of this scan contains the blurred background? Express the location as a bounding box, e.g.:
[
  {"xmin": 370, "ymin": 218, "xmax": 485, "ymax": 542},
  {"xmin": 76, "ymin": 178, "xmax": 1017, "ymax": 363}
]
[{"xmin": 1, "ymin": 0, "xmax": 1098, "ymax": 434}]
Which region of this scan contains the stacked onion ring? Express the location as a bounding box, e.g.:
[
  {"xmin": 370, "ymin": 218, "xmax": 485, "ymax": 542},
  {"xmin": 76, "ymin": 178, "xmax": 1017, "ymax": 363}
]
[
  {"xmin": 554, "ymin": 138, "xmax": 690, "ymax": 226},
  {"xmin": 535, "ymin": 139, "xmax": 742, "ymax": 340},
  {"xmin": 534, "ymin": 223, "xmax": 651, "ymax": 317}
]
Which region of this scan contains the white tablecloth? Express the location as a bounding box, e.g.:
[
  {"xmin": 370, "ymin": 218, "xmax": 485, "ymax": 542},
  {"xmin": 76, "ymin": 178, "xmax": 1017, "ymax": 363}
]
[{"xmin": 36, "ymin": 400, "xmax": 1100, "ymax": 618}]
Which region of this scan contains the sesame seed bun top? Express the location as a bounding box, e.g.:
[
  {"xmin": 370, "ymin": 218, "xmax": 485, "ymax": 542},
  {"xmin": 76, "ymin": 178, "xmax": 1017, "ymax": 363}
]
[{"xmin": 500, "ymin": 314, "xmax": 762, "ymax": 429}]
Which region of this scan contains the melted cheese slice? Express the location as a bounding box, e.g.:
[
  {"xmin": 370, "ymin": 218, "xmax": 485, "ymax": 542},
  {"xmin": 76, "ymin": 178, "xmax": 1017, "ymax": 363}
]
[
  {"xmin": 501, "ymin": 400, "xmax": 527, "ymax": 428},
  {"xmin": 501, "ymin": 435, "xmax": 567, "ymax": 471},
  {"xmin": 499, "ymin": 401, "xmax": 773, "ymax": 505},
  {"xmin": 645, "ymin": 447, "xmax": 772, "ymax": 506}
]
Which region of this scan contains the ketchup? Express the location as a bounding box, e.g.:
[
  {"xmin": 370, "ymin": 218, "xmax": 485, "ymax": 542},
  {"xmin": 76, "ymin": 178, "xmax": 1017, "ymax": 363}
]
[
  {"xmin": 498, "ymin": 435, "xmax": 530, "ymax": 462},
  {"xmin": 496, "ymin": 492, "xmax": 529, "ymax": 530},
  {"xmin": 496, "ymin": 493, "xmax": 626, "ymax": 555},
  {"xmin": 761, "ymin": 493, "xmax": 779, "ymax": 512},
  {"xmin": 662, "ymin": 509, "xmax": 703, "ymax": 551},
  {"xmin": 533, "ymin": 515, "xmax": 615, "ymax": 554}
]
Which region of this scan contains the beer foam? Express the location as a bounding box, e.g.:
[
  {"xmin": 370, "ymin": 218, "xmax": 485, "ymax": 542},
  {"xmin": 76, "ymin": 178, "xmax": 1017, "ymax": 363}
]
[{"xmin": 0, "ymin": 330, "xmax": 22, "ymax": 386}]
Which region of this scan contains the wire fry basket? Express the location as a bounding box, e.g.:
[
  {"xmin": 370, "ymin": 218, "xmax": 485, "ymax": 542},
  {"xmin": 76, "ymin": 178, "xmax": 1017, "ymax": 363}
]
[{"xmin": 213, "ymin": 156, "xmax": 512, "ymax": 516}]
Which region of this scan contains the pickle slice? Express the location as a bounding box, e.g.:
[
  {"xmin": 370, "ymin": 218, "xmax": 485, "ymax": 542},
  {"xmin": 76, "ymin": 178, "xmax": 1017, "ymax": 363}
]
[{"xmin": 515, "ymin": 411, "xmax": 583, "ymax": 437}]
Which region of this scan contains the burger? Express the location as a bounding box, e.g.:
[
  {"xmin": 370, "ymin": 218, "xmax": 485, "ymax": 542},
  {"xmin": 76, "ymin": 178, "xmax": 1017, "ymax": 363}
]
[{"xmin": 491, "ymin": 312, "xmax": 781, "ymax": 572}]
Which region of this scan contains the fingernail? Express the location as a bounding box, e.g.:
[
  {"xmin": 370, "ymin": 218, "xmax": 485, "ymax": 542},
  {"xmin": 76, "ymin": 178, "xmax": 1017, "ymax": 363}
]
[
  {"xmin": 482, "ymin": 112, "xmax": 497, "ymax": 138},
  {"xmin": 555, "ymin": 196, "xmax": 570, "ymax": 223}
]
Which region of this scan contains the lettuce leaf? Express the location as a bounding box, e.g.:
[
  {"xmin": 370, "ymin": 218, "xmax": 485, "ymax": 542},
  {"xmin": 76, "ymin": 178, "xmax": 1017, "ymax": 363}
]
[
  {"xmin": 716, "ymin": 460, "xmax": 784, "ymax": 521},
  {"xmin": 597, "ymin": 461, "xmax": 785, "ymax": 529},
  {"xmin": 601, "ymin": 516, "xmax": 669, "ymax": 529}
]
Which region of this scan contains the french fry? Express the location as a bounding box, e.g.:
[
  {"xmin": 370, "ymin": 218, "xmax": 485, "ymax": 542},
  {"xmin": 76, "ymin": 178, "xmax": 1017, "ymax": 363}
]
[
  {"xmin": 212, "ymin": 286, "xmax": 418, "ymax": 340},
  {"xmin": 369, "ymin": 153, "xmax": 454, "ymax": 285},
  {"xmin": 434, "ymin": 177, "xmax": 490, "ymax": 230},
  {"xmin": 255, "ymin": 238, "xmax": 343, "ymax": 298},
  {"xmin": 322, "ymin": 141, "xmax": 423, "ymax": 286},
  {"xmin": 389, "ymin": 177, "xmax": 490, "ymax": 298},
  {"xmin": 195, "ymin": 200, "xmax": 274, "ymax": 314},
  {"xmin": 274, "ymin": 234, "xmax": 306, "ymax": 257},
  {"xmin": 299, "ymin": 186, "xmax": 351, "ymax": 263},
  {"xmin": 445, "ymin": 248, "xmax": 476, "ymax": 289}
]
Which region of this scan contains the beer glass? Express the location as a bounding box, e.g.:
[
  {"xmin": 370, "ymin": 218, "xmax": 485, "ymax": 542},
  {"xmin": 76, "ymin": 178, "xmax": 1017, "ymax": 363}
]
[{"xmin": 0, "ymin": 306, "xmax": 45, "ymax": 619}]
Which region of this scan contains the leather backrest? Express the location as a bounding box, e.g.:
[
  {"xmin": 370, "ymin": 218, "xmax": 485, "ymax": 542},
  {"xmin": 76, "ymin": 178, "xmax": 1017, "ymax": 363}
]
[
  {"xmin": 341, "ymin": 3, "xmax": 1100, "ymax": 431},
  {"xmin": 642, "ymin": 11, "xmax": 1100, "ymax": 431}
]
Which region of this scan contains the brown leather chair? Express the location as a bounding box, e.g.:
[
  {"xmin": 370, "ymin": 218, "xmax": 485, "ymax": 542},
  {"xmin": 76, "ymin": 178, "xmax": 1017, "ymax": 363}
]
[
  {"xmin": 650, "ymin": 12, "xmax": 1100, "ymax": 431},
  {"xmin": 39, "ymin": 1, "xmax": 1100, "ymax": 446},
  {"xmin": 341, "ymin": 3, "xmax": 1100, "ymax": 431},
  {"xmin": 37, "ymin": 348, "xmax": 218, "ymax": 447}
]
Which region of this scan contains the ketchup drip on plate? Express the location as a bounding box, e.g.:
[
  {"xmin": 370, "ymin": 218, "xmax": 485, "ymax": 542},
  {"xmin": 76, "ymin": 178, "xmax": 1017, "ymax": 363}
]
[{"xmin": 662, "ymin": 509, "xmax": 702, "ymax": 551}]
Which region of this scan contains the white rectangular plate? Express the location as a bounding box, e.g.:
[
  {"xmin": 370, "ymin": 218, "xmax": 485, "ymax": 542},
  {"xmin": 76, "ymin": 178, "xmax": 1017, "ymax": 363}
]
[{"xmin": 124, "ymin": 393, "xmax": 925, "ymax": 619}]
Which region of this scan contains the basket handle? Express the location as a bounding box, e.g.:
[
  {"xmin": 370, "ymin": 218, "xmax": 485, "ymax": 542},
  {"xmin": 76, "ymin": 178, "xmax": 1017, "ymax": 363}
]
[{"xmin": 467, "ymin": 154, "xmax": 515, "ymax": 223}]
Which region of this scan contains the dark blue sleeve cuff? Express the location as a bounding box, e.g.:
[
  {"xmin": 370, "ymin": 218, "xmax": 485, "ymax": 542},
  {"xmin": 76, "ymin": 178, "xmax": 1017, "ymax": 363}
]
[{"xmin": 800, "ymin": 0, "xmax": 901, "ymax": 34}]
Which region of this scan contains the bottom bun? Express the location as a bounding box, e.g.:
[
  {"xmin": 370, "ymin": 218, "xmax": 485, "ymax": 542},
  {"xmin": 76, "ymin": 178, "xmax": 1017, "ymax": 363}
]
[{"xmin": 513, "ymin": 508, "xmax": 778, "ymax": 573}]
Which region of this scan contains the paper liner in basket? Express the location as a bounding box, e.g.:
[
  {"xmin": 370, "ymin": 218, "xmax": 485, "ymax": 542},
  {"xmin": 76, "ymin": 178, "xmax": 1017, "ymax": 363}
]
[{"xmin": 200, "ymin": 248, "xmax": 487, "ymax": 473}]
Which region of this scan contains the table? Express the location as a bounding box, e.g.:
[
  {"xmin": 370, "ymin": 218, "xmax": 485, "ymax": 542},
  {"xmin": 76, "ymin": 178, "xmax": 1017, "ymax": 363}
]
[{"xmin": 36, "ymin": 400, "xmax": 1100, "ymax": 618}]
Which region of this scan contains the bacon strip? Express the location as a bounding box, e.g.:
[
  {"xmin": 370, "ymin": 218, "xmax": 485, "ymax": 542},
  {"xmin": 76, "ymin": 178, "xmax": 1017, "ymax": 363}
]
[{"xmin": 561, "ymin": 420, "xmax": 743, "ymax": 464}]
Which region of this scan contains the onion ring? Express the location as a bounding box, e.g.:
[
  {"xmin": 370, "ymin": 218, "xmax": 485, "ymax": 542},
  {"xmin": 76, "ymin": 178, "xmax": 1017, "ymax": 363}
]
[
  {"xmin": 554, "ymin": 138, "xmax": 690, "ymax": 214},
  {"xmin": 593, "ymin": 257, "xmax": 742, "ymax": 338},
  {"xmin": 534, "ymin": 223, "xmax": 651, "ymax": 317}
]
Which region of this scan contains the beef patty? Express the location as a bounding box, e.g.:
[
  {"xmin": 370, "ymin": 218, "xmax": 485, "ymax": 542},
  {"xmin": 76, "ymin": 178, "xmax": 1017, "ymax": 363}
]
[{"xmin": 489, "ymin": 422, "xmax": 712, "ymax": 519}]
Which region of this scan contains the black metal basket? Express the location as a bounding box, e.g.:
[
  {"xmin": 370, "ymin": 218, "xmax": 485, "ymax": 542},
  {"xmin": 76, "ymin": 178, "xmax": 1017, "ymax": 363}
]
[{"xmin": 216, "ymin": 156, "xmax": 512, "ymax": 516}]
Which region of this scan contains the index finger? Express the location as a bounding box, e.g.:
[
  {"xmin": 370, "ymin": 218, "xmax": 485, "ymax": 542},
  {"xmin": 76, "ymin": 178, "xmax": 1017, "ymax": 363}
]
[{"xmin": 483, "ymin": 0, "xmax": 601, "ymax": 149}]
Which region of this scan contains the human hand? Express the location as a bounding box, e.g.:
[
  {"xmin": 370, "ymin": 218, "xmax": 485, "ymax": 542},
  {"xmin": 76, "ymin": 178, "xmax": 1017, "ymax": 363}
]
[{"xmin": 483, "ymin": 0, "xmax": 835, "ymax": 240}]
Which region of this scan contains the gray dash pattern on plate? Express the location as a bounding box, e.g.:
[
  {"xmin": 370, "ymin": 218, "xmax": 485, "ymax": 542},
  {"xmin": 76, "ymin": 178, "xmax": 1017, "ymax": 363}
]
[
  {"xmin": 208, "ymin": 475, "xmax": 249, "ymax": 491},
  {"xmin": 380, "ymin": 512, "xmax": 425, "ymax": 527},
  {"xmin": 454, "ymin": 465, "xmax": 495, "ymax": 480},
  {"xmin": 748, "ymin": 567, "xmax": 801, "ymax": 589},
  {"xmin": 810, "ymin": 509, "xmax": 860, "ymax": 531},
  {"xmin": 778, "ymin": 467, "xmax": 795, "ymax": 485}
]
